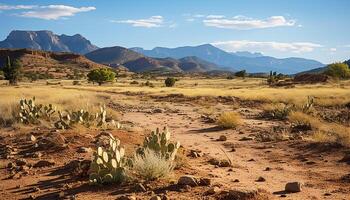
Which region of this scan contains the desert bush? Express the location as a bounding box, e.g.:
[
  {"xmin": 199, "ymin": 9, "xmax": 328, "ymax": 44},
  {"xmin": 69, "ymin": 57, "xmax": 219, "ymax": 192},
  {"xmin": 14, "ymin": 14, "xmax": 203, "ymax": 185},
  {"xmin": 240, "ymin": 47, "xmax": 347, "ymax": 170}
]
[
  {"xmin": 235, "ymin": 70, "xmax": 246, "ymax": 78},
  {"xmin": 132, "ymin": 149, "xmax": 174, "ymax": 181},
  {"xmin": 89, "ymin": 134, "xmax": 127, "ymax": 184},
  {"xmin": 312, "ymin": 125, "xmax": 350, "ymax": 147},
  {"xmin": 262, "ymin": 103, "xmax": 294, "ymax": 120},
  {"xmin": 87, "ymin": 68, "xmax": 116, "ymax": 85},
  {"xmin": 0, "ymin": 102, "xmax": 18, "ymax": 127},
  {"xmin": 165, "ymin": 77, "xmax": 176, "ymax": 87},
  {"xmin": 324, "ymin": 63, "xmax": 350, "ymax": 79},
  {"xmin": 217, "ymin": 112, "xmax": 243, "ymax": 128}
]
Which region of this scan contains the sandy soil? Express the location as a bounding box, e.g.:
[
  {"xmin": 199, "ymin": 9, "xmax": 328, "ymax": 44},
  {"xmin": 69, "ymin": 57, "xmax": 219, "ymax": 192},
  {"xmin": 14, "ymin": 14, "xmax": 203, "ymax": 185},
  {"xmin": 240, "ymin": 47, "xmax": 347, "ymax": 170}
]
[{"xmin": 0, "ymin": 92, "xmax": 349, "ymax": 200}]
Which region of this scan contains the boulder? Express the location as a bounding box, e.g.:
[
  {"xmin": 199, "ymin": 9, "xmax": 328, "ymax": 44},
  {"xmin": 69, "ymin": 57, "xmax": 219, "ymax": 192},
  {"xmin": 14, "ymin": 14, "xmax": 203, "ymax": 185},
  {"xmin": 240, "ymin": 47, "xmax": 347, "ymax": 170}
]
[
  {"xmin": 285, "ymin": 182, "xmax": 303, "ymax": 193},
  {"xmin": 178, "ymin": 175, "xmax": 198, "ymax": 187}
]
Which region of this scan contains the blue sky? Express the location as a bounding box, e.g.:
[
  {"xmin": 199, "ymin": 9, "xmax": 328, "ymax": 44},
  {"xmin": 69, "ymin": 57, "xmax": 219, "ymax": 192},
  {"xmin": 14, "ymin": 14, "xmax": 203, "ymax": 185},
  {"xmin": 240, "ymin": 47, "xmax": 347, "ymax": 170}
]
[{"xmin": 0, "ymin": 0, "xmax": 349, "ymax": 63}]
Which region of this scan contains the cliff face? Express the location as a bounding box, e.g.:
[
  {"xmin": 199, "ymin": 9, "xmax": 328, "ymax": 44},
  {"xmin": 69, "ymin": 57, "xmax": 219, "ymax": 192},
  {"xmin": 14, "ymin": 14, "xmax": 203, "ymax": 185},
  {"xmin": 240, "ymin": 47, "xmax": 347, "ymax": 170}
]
[{"xmin": 0, "ymin": 30, "xmax": 98, "ymax": 54}]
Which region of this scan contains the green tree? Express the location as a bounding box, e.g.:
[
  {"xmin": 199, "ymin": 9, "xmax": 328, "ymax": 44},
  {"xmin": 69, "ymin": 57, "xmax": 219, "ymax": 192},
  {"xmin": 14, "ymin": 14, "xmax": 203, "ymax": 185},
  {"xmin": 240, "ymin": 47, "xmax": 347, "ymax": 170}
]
[
  {"xmin": 234, "ymin": 70, "xmax": 247, "ymax": 78},
  {"xmin": 324, "ymin": 63, "xmax": 350, "ymax": 79},
  {"xmin": 164, "ymin": 77, "xmax": 176, "ymax": 87},
  {"xmin": 2, "ymin": 56, "xmax": 21, "ymax": 85},
  {"xmin": 87, "ymin": 68, "xmax": 116, "ymax": 85}
]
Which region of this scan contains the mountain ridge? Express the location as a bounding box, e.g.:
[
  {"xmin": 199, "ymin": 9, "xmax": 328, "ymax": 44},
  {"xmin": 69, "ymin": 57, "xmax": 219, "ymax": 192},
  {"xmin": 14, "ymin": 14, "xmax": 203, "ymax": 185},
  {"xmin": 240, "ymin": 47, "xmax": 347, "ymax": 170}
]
[{"xmin": 0, "ymin": 30, "xmax": 98, "ymax": 54}]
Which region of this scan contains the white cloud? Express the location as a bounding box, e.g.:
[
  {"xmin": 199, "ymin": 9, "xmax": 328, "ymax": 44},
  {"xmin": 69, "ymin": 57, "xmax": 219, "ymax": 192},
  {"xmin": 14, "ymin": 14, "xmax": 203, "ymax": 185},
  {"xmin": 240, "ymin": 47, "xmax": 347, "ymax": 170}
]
[
  {"xmin": 204, "ymin": 15, "xmax": 296, "ymax": 30},
  {"xmin": 111, "ymin": 16, "xmax": 164, "ymax": 28},
  {"xmin": 19, "ymin": 5, "xmax": 96, "ymax": 20},
  {"xmin": 0, "ymin": 5, "xmax": 37, "ymax": 10},
  {"xmin": 330, "ymin": 48, "xmax": 337, "ymax": 52},
  {"xmin": 0, "ymin": 4, "xmax": 95, "ymax": 20},
  {"xmin": 211, "ymin": 40, "xmax": 322, "ymax": 53},
  {"xmin": 206, "ymin": 15, "xmax": 225, "ymax": 19}
]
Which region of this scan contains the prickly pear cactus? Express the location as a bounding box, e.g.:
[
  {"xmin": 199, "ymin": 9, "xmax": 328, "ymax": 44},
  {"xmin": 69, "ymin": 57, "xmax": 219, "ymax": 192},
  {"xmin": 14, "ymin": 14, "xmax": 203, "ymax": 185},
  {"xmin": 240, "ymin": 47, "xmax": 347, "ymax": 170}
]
[
  {"xmin": 89, "ymin": 133, "xmax": 127, "ymax": 184},
  {"xmin": 137, "ymin": 127, "xmax": 180, "ymax": 161},
  {"xmin": 42, "ymin": 104, "xmax": 56, "ymax": 120},
  {"xmin": 54, "ymin": 111, "xmax": 72, "ymax": 130},
  {"xmin": 18, "ymin": 97, "xmax": 43, "ymax": 124},
  {"xmin": 71, "ymin": 109, "xmax": 95, "ymax": 127},
  {"xmin": 96, "ymin": 105, "xmax": 107, "ymax": 127}
]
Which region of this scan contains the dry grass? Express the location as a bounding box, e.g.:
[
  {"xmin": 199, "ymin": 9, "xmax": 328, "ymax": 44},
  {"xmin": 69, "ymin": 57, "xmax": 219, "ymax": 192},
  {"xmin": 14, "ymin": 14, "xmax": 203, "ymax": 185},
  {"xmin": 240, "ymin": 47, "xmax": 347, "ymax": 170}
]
[
  {"xmin": 288, "ymin": 111, "xmax": 322, "ymax": 130},
  {"xmin": 217, "ymin": 112, "xmax": 243, "ymax": 128},
  {"xmin": 132, "ymin": 149, "xmax": 174, "ymax": 181}
]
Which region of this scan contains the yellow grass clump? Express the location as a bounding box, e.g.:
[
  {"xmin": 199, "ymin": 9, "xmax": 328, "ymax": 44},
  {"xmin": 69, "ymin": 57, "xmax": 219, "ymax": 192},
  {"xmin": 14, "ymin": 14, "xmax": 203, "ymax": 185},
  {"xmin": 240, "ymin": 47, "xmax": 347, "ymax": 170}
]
[
  {"xmin": 217, "ymin": 112, "xmax": 243, "ymax": 128},
  {"xmin": 287, "ymin": 111, "xmax": 322, "ymax": 130}
]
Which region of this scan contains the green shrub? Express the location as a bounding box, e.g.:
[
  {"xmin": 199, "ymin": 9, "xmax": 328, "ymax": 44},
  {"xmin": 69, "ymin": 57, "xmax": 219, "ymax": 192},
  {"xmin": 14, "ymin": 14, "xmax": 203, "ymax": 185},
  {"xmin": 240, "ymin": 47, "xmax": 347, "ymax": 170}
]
[
  {"xmin": 87, "ymin": 68, "xmax": 116, "ymax": 85},
  {"xmin": 165, "ymin": 77, "xmax": 176, "ymax": 87},
  {"xmin": 2, "ymin": 56, "xmax": 21, "ymax": 85},
  {"xmin": 235, "ymin": 70, "xmax": 246, "ymax": 78},
  {"xmin": 324, "ymin": 63, "xmax": 350, "ymax": 79}
]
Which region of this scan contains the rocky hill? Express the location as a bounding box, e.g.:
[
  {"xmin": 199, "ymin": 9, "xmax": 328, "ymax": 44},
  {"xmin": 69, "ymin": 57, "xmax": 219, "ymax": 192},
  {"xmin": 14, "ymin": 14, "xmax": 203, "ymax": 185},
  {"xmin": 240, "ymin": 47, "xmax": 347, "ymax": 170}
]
[
  {"xmin": 0, "ymin": 48, "xmax": 103, "ymax": 79},
  {"xmin": 0, "ymin": 30, "xmax": 98, "ymax": 54},
  {"xmin": 87, "ymin": 46, "xmax": 221, "ymax": 73}
]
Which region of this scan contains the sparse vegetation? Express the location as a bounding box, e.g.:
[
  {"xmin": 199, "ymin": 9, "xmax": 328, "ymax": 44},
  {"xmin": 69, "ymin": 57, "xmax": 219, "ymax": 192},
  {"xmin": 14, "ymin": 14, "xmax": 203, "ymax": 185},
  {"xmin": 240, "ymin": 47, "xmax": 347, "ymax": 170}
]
[
  {"xmin": 217, "ymin": 112, "xmax": 243, "ymax": 128},
  {"xmin": 234, "ymin": 70, "xmax": 246, "ymax": 78}
]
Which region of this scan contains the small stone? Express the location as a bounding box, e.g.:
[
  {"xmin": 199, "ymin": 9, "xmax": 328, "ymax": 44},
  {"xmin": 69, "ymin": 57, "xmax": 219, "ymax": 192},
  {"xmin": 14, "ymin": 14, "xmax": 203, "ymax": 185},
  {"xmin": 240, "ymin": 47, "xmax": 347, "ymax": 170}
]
[
  {"xmin": 77, "ymin": 147, "xmax": 91, "ymax": 153},
  {"xmin": 218, "ymin": 135, "xmax": 227, "ymax": 141},
  {"xmin": 199, "ymin": 177, "xmax": 211, "ymax": 186},
  {"xmin": 256, "ymin": 176, "xmax": 266, "ymax": 182},
  {"xmin": 280, "ymin": 194, "xmax": 287, "ymax": 197},
  {"xmin": 206, "ymin": 186, "xmax": 220, "ymax": 195},
  {"xmin": 233, "ymin": 179, "xmax": 240, "ymax": 183},
  {"xmin": 178, "ymin": 175, "xmax": 198, "ymax": 187},
  {"xmin": 285, "ymin": 182, "xmax": 303, "ymax": 193},
  {"xmin": 152, "ymin": 108, "xmax": 164, "ymax": 113},
  {"xmin": 265, "ymin": 167, "xmax": 271, "ymax": 171},
  {"xmin": 15, "ymin": 159, "xmax": 27, "ymax": 166},
  {"xmin": 29, "ymin": 195, "xmax": 36, "ymax": 200},
  {"xmin": 161, "ymin": 195, "xmax": 170, "ymax": 200},
  {"xmin": 150, "ymin": 196, "xmax": 161, "ymax": 200},
  {"xmin": 33, "ymin": 160, "xmax": 55, "ymax": 168},
  {"xmin": 219, "ymin": 160, "xmax": 231, "ymax": 167},
  {"xmin": 208, "ymin": 158, "xmax": 220, "ymax": 165},
  {"xmin": 324, "ymin": 193, "xmax": 332, "ymax": 196},
  {"xmin": 32, "ymin": 152, "xmax": 42, "ymax": 158},
  {"xmin": 57, "ymin": 191, "xmax": 65, "ymax": 198},
  {"xmin": 32, "ymin": 187, "xmax": 40, "ymax": 192},
  {"xmin": 228, "ymin": 189, "xmax": 258, "ymax": 199},
  {"xmin": 29, "ymin": 135, "xmax": 36, "ymax": 142}
]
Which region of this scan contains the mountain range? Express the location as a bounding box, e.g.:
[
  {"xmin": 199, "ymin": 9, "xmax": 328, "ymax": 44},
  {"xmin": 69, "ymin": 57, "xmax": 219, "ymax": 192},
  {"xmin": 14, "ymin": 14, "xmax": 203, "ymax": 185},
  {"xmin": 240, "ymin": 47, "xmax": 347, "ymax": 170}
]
[
  {"xmin": 131, "ymin": 44, "xmax": 325, "ymax": 74},
  {"xmin": 0, "ymin": 30, "xmax": 326, "ymax": 74},
  {"xmin": 0, "ymin": 30, "xmax": 98, "ymax": 54}
]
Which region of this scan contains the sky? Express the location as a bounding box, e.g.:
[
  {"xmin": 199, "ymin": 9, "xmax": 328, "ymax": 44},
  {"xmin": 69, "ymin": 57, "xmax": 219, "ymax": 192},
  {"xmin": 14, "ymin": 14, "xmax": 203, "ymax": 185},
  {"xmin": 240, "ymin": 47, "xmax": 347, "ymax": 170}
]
[{"xmin": 0, "ymin": 0, "xmax": 349, "ymax": 64}]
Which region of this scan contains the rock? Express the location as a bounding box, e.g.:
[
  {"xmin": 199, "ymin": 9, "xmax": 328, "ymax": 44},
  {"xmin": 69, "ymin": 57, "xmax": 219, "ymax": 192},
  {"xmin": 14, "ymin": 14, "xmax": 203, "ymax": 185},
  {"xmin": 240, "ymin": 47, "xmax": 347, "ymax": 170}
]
[
  {"xmin": 339, "ymin": 154, "xmax": 350, "ymax": 164},
  {"xmin": 206, "ymin": 186, "xmax": 220, "ymax": 195},
  {"xmin": 265, "ymin": 167, "xmax": 271, "ymax": 171},
  {"xmin": 161, "ymin": 195, "xmax": 169, "ymax": 200},
  {"xmin": 32, "ymin": 187, "xmax": 40, "ymax": 192},
  {"xmin": 136, "ymin": 183, "xmax": 147, "ymax": 192},
  {"xmin": 189, "ymin": 150, "xmax": 202, "ymax": 158},
  {"xmin": 256, "ymin": 176, "xmax": 266, "ymax": 182},
  {"xmin": 208, "ymin": 158, "xmax": 220, "ymax": 165},
  {"xmin": 29, "ymin": 135, "xmax": 36, "ymax": 142},
  {"xmin": 15, "ymin": 159, "xmax": 27, "ymax": 166},
  {"xmin": 150, "ymin": 196, "xmax": 161, "ymax": 200},
  {"xmin": 219, "ymin": 160, "xmax": 231, "ymax": 167},
  {"xmin": 218, "ymin": 135, "xmax": 227, "ymax": 141},
  {"xmin": 178, "ymin": 175, "xmax": 198, "ymax": 187},
  {"xmin": 118, "ymin": 195, "xmax": 136, "ymax": 200},
  {"xmin": 199, "ymin": 177, "xmax": 211, "ymax": 186},
  {"xmin": 152, "ymin": 108, "xmax": 164, "ymax": 113},
  {"xmin": 233, "ymin": 179, "xmax": 240, "ymax": 182},
  {"xmin": 77, "ymin": 147, "xmax": 91, "ymax": 153},
  {"xmin": 285, "ymin": 182, "xmax": 303, "ymax": 193},
  {"xmin": 33, "ymin": 160, "xmax": 55, "ymax": 168}
]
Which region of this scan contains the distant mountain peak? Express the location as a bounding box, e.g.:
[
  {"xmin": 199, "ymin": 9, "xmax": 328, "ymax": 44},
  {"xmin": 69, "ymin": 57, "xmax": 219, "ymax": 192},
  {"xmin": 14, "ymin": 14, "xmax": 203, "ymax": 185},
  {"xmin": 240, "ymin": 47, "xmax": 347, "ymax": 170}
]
[{"xmin": 0, "ymin": 30, "xmax": 98, "ymax": 54}]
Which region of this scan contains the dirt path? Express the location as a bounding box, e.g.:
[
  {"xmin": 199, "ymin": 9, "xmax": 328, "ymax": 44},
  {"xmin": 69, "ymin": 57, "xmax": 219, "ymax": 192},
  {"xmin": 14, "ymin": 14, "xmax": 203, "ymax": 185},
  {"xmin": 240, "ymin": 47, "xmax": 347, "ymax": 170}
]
[{"xmin": 117, "ymin": 93, "xmax": 350, "ymax": 200}]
